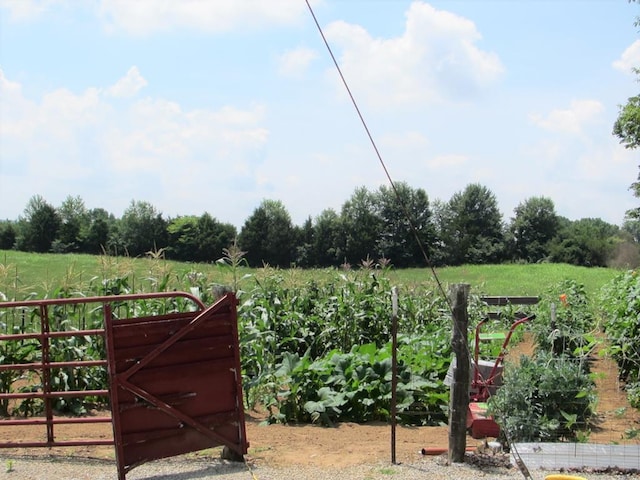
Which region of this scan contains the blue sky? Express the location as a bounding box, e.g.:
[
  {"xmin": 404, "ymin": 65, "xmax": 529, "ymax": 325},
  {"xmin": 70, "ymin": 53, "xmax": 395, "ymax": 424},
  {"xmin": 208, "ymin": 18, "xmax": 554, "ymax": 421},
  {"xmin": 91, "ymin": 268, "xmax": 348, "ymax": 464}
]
[{"xmin": 1, "ymin": 1, "xmax": 639, "ymax": 229}]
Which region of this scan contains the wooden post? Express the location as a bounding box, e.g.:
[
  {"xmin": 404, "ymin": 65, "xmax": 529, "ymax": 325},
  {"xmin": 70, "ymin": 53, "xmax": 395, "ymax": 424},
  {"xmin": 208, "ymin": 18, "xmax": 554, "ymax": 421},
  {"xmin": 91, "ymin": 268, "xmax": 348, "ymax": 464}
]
[
  {"xmin": 448, "ymin": 283, "xmax": 470, "ymax": 464},
  {"xmin": 390, "ymin": 286, "xmax": 398, "ymax": 464}
]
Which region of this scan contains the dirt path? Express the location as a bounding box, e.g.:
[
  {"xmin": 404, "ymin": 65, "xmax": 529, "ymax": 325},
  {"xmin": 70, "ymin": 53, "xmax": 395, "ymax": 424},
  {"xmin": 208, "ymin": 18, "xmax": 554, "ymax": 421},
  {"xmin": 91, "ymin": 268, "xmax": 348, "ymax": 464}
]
[
  {"xmin": 0, "ymin": 333, "xmax": 638, "ymax": 469},
  {"xmin": 584, "ymin": 337, "xmax": 640, "ymax": 444}
]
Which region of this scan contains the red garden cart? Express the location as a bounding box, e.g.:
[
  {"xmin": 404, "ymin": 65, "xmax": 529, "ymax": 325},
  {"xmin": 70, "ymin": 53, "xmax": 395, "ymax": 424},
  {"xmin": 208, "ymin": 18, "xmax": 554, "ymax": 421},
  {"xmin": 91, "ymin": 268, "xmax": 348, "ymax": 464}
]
[{"xmin": 466, "ymin": 313, "xmax": 536, "ymax": 439}]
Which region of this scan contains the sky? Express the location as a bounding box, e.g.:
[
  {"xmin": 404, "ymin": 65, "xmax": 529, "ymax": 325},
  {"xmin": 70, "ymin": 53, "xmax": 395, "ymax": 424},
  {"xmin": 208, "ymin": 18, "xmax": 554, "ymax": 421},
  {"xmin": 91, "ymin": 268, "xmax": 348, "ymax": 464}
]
[{"xmin": 1, "ymin": 0, "xmax": 639, "ymax": 230}]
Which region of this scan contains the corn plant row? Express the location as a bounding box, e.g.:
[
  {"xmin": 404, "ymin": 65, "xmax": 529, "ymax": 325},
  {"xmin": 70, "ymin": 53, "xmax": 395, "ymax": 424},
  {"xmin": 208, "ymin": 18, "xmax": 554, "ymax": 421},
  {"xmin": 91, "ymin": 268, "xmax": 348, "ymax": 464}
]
[
  {"xmin": 236, "ymin": 271, "xmax": 461, "ymax": 425},
  {"xmin": 0, "ymin": 265, "xmax": 474, "ymax": 424},
  {"xmin": 2, "ymin": 257, "xmax": 614, "ymax": 432}
]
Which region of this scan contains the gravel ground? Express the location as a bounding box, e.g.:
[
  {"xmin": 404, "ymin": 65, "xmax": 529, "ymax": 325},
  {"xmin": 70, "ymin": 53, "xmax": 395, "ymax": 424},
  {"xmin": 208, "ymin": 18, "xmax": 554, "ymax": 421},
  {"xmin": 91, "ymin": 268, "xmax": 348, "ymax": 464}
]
[{"xmin": 1, "ymin": 454, "xmax": 639, "ymax": 480}]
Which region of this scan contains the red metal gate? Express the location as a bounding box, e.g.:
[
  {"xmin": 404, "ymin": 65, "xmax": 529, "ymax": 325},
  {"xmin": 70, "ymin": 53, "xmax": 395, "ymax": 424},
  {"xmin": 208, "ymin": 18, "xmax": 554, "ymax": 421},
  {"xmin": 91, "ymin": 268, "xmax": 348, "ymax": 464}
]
[
  {"xmin": 105, "ymin": 292, "xmax": 248, "ymax": 479},
  {"xmin": 0, "ymin": 291, "xmax": 248, "ymax": 480}
]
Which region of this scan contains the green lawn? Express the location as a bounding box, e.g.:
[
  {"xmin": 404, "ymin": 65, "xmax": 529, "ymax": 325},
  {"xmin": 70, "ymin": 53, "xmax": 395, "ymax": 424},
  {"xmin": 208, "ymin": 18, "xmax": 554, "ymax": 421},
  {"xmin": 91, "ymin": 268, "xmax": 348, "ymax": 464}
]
[
  {"xmin": 0, "ymin": 249, "xmax": 623, "ymax": 301},
  {"xmin": 403, "ymin": 263, "xmax": 620, "ymax": 297}
]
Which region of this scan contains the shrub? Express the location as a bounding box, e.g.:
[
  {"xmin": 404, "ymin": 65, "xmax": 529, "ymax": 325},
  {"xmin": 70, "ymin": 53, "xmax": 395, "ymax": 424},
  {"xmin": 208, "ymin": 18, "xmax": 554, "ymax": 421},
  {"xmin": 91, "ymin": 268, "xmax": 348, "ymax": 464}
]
[
  {"xmin": 532, "ymin": 279, "xmax": 595, "ymax": 358},
  {"xmin": 600, "ymin": 270, "xmax": 640, "ymax": 384},
  {"xmin": 488, "ymin": 351, "xmax": 596, "ymax": 443}
]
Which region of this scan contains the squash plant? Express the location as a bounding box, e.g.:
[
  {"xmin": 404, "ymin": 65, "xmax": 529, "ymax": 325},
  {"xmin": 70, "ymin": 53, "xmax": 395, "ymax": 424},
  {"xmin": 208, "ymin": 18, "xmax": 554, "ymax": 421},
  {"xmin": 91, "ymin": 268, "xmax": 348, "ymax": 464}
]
[{"xmin": 259, "ymin": 339, "xmax": 450, "ymax": 426}]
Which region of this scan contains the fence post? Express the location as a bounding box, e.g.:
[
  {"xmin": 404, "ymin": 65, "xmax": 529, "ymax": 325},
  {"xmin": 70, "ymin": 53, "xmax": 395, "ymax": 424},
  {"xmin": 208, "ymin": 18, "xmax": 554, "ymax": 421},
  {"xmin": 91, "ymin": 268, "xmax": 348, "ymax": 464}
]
[
  {"xmin": 390, "ymin": 286, "xmax": 398, "ymax": 464},
  {"xmin": 449, "ymin": 283, "xmax": 470, "ymax": 463}
]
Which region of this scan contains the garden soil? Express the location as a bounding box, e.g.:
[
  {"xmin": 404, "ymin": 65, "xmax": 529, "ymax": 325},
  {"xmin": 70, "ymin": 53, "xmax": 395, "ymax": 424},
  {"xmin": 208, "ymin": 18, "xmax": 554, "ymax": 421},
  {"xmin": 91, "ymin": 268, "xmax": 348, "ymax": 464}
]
[{"xmin": 0, "ymin": 334, "xmax": 638, "ymax": 470}]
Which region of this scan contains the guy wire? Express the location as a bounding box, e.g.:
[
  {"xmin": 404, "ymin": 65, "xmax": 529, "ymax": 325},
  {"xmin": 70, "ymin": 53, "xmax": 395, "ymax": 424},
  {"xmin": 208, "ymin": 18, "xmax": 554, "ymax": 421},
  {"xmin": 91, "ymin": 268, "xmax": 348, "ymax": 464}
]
[
  {"xmin": 304, "ymin": 5, "xmax": 534, "ymax": 478},
  {"xmin": 304, "ymin": 0, "xmax": 450, "ymax": 310}
]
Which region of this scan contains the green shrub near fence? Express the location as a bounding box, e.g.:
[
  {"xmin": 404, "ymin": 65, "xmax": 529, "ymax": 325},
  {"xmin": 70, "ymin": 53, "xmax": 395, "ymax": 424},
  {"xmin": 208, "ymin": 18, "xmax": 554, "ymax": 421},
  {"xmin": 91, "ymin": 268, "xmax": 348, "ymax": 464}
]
[
  {"xmin": 489, "ymin": 279, "xmax": 598, "ymax": 443},
  {"xmin": 600, "ymin": 270, "xmax": 640, "ymax": 407}
]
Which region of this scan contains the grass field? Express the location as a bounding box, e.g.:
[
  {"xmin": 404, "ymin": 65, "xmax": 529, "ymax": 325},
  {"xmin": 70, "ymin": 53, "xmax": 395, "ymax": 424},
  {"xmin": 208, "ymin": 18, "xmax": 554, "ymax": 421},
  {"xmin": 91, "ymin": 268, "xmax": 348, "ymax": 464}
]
[{"xmin": 0, "ymin": 249, "xmax": 623, "ymax": 301}]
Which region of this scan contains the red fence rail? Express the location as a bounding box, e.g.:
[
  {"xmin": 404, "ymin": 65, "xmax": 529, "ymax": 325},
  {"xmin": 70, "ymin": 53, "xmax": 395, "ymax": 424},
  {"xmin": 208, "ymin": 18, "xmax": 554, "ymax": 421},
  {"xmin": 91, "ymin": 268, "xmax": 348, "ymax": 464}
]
[{"xmin": 0, "ymin": 292, "xmax": 250, "ymax": 479}]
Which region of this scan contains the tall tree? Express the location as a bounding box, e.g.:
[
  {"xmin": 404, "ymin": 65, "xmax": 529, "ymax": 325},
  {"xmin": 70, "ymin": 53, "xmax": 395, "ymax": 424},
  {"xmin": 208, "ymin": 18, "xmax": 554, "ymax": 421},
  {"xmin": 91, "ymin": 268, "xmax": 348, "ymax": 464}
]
[
  {"xmin": 615, "ymin": 88, "xmax": 640, "ymax": 220},
  {"xmin": 623, "ymin": 217, "xmax": 640, "ymax": 243},
  {"xmin": 438, "ymin": 184, "xmax": 505, "ymax": 265},
  {"xmin": 292, "ymin": 216, "xmax": 315, "ymax": 268},
  {"xmin": 340, "ymin": 186, "xmax": 382, "ymax": 265},
  {"xmin": 311, "ymin": 208, "xmax": 343, "ymax": 267},
  {"xmin": 549, "ymin": 218, "xmax": 619, "ymax": 267},
  {"xmin": 508, "ymin": 196, "xmax": 559, "ymax": 262},
  {"xmin": 375, "ymin": 182, "xmax": 437, "ymax": 267},
  {"xmin": 84, "ymin": 208, "xmax": 113, "ymax": 254},
  {"xmin": 196, "ymin": 212, "xmax": 236, "ymax": 262},
  {"xmin": 118, "ymin": 200, "xmax": 168, "ymax": 257},
  {"xmin": 167, "ymin": 213, "xmax": 236, "ymax": 262},
  {"xmin": 613, "ymin": 1, "xmax": 640, "ymax": 218},
  {"xmin": 0, "ymin": 221, "xmax": 16, "ymax": 250},
  {"xmin": 167, "ymin": 215, "xmax": 199, "ymax": 261},
  {"xmin": 16, "ymin": 195, "xmax": 60, "ymax": 253},
  {"xmin": 238, "ymin": 199, "xmax": 294, "ymax": 268},
  {"xmin": 56, "ymin": 195, "xmax": 89, "ymax": 252}
]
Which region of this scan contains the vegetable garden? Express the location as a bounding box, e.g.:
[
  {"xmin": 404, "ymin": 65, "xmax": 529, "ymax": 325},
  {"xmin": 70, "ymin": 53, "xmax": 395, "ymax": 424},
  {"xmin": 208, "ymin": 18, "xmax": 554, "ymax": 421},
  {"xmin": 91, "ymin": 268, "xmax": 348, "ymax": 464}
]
[{"xmin": 0, "ymin": 250, "xmax": 639, "ymax": 448}]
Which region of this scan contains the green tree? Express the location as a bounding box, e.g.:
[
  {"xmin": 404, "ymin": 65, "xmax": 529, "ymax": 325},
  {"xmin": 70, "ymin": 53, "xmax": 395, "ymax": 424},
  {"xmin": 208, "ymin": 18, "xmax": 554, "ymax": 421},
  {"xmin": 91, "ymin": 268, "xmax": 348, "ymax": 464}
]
[
  {"xmin": 549, "ymin": 217, "xmax": 619, "ymax": 267},
  {"xmin": 238, "ymin": 199, "xmax": 294, "ymax": 267},
  {"xmin": 614, "ymin": 94, "xmax": 640, "ymax": 150},
  {"xmin": 292, "ymin": 216, "xmax": 315, "ymax": 268},
  {"xmin": 167, "ymin": 215, "xmax": 199, "ymax": 261},
  {"xmin": 84, "ymin": 208, "xmax": 114, "ymax": 254},
  {"xmin": 616, "ymin": 91, "xmax": 640, "ymax": 220},
  {"xmin": 613, "ymin": 1, "xmax": 640, "ymax": 218},
  {"xmin": 375, "ymin": 182, "xmax": 437, "ymax": 267},
  {"xmin": 438, "ymin": 184, "xmax": 505, "ymax": 265},
  {"xmin": 55, "ymin": 195, "xmax": 89, "ymax": 253},
  {"xmin": 311, "ymin": 208, "xmax": 343, "ymax": 267},
  {"xmin": 195, "ymin": 213, "xmax": 236, "ymax": 262},
  {"xmin": 167, "ymin": 213, "xmax": 236, "ymax": 262},
  {"xmin": 623, "ymin": 217, "xmax": 640, "ymax": 243},
  {"xmin": 0, "ymin": 221, "xmax": 16, "ymax": 250},
  {"xmin": 118, "ymin": 200, "xmax": 168, "ymax": 257},
  {"xmin": 508, "ymin": 196, "xmax": 559, "ymax": 262},
  {"xmin": 16, "ymin": 195, "xmax": 60, "ymax": 253},
  {"xmin": 609, "ymin": 225, "xmax": 640, "ymax": 269},
  {"xmin": 340, "ymin": 186, "xmax": 382, "ymax": 265}
]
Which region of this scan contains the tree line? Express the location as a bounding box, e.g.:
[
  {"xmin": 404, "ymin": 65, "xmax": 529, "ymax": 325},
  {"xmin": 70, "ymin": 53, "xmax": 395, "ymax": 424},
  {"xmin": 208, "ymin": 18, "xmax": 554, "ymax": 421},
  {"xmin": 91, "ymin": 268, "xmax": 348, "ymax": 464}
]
[{"xmin": 0, "ymin": 182, "xmax": 637, "ymax": 269}]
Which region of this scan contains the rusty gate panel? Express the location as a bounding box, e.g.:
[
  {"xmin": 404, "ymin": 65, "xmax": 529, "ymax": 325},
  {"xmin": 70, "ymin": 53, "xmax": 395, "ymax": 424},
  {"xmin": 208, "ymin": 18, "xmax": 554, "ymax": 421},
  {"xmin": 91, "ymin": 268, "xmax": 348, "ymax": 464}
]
[{"xmin": 105, "ymin": 292, "xmax": 248, "ymax": 480}]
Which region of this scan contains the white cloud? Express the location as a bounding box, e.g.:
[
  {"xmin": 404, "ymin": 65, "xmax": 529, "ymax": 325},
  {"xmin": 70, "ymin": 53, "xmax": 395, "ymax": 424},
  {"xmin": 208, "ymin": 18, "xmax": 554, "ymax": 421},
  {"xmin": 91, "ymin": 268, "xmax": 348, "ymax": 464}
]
[
  {"xmin": 107, "ymin": 66, "xmax": 147, "ymax": 98},
  {"xmin": 278, "ymin": 47, "xmax": 318, "ymax": 78},
  {"xmin": 427, "ymin": 153, "xmax": 468, "ymax": 168},
  {"xmin": 0, "ymin": 69, "xmax": 35, "ymax": 137},
  {"xmin": 324, "ymin": 1, "xmax": 504, "ymax": 108},
  {"xmin": 1, "ymin": 68, "xmax": 106, "ymax": 157},
  {"xmin": 613, "ymin": 40, "xmax": 640, "ymax": 73},
  {"xmin": 529, "ymin": 99, "xmax": 604, "ymax": 135},
  {"xmin": 98, "ymin": 0, "xmax": 310, "ymax": 35},
  {"xmin": 0, "ymin": 70, "xmax": 270, "ymax": 221},
  {"xmin": 0, "ymin": 0, "xmax": 71, "ymax": 20}
]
